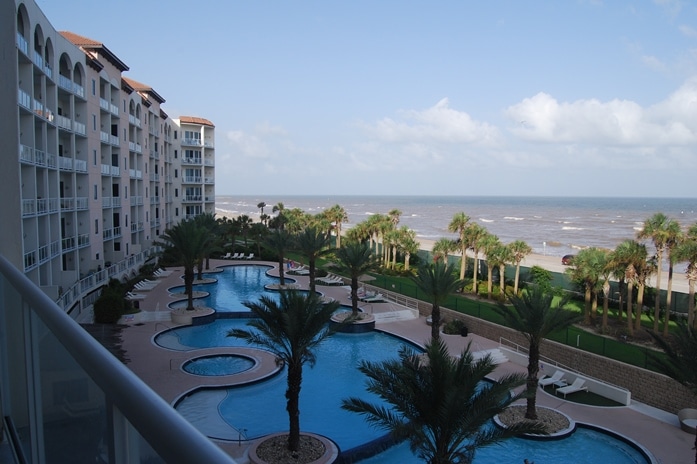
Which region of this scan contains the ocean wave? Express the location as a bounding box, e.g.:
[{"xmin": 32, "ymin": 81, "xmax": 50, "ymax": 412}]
[
  {"xmin": 479, "ymin": 218, "xmax": 494, "ymax": 223},
  {"xmin": 504, "ymin": 216, "xmax": 524, "ymax": 221},
  {"xmin": 562, "ymin": 226, "xmax": 584, "ymax": 231}
]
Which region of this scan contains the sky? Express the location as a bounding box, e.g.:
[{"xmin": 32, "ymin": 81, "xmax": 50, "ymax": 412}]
[{"xmin": 38, "ymin": 0, "xmax": 697, "ymax": 197}]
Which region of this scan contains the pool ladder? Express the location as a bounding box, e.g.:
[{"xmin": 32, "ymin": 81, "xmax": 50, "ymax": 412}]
[{"xmin": 238, "ymin": 428, "xmax": 248, "ymax": 446}]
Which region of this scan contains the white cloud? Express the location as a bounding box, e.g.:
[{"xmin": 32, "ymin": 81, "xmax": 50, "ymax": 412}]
[
  {"xmin": 226, "ymin": 130, "xmax": 271, "ymax": 158},
  {"xmin": 504, "ymin": 77, "xmax": 697, "ymax": 146},
  {"xmin": 363, "ymin": 98, "xmax": 502, "ymax": 146},
  {"xmin": 679, "ymin": 24, "xmax": 697, "ymax": 37}
]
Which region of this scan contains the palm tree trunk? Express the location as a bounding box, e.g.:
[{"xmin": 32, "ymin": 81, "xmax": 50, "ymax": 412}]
[
  {"xmin": 584, "ymin": 286, "xmax": 591, "ymax": 324},
  {"xmin": 472, "ymin": 253, "xmax": 479, "ymax": 295},
  {"xmin": 602, "ymin": 281, "xmax": 610, "ymax": 331},
  {"xmin": 635, "ymin": 283, "xmax": 645, "ymax": 331},
  {"xmin": 663, "ymin": 263, "xmax": 674, "ymax": 337},
  {"xmin": 350, "ymin": 276, "xmax": 359, "ymax": 316},
  {"xmin": 184, "ymin": 268, "xmax": 195, "ymax": 311},
  {"xmin": 688, "ymin": 279, "xmax": 695, "ymax": 329},
  {"xmin": 286, "ymin": 363, "xmax": 302, "ymax": 452},
  {"xmin": 514, "ymin": 262, "xmax": 521, "ymax": 295},
  {"xmin": 626, "ymin": 282, "xmax": 634, "ymax": 336},
  {"xmin": 431, "ymin": 305, "xmax": 441, "ymax": 341},
  {"xmin": 487, "ymin": 267, "xmax": 493, "ymax": 300},
  {"xmin": 653, "ymin": 251, "xmax": 664, "ymax": 332},
  {"xmin": 499, "ymin": 263, "xmax": 506, "ymax": 298},
  {"xmin": 526, "ymin": 343, "xmax": 540, "ymax": 420}
]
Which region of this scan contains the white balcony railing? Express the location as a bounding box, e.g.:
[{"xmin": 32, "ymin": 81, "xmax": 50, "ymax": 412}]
[
  {"xmin": 17, "ymin": 88, "xmax": 31, "ymax": 109},
  {"xmin": 99, "ymin": 98, "xmax": 109, "ymax": 111},
  {"xmin": 16, "ymin": 32, "xmax": 28, "ymax": 54},
  {"xmin": 74, "ymin": 121, "xmax": 86, "ymax": 135}
]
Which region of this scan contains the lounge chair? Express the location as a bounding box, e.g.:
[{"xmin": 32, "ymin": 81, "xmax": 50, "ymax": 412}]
[
  {"xmin": 539, "ymin": 370, "xmax": 566, "ymax": 388},
  {"xmin": 245, "ymin": 253, "xmax": 254, "ymax": 260},
  {"xmin": 232, "ymin": 252, "xmax": 242, "ymax": 259},
  {"xmin": 222, "ymin": 252, "xmax": 232, "ymax": 259},
  {"xmin": 154, "ymin": 268, "xmax": 173, "ymax": 277},
  {"xmin": 556, "ymin": 378, "xmax": 587, "ymax": 398},
  {"xmin": 362, "ymin": 293, "xmax": 384, "ymax": 303},
  {"xmin": 126, "ymin": 292, "xmax": 146, "ymax": 300}
]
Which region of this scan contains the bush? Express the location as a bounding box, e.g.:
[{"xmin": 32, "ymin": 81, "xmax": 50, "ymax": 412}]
[
  {"xmin": 443, "ymin": 319, "xmax": 468, "ymax": 336},
  {"xmin": 93, "ymin": 279, "xmax": 129, "ymax": 323}
]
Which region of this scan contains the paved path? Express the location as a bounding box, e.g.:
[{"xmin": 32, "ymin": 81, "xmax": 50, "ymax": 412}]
[{"xmin": 119, "ymin": 260, "xmax": 693, "ymax": 463}]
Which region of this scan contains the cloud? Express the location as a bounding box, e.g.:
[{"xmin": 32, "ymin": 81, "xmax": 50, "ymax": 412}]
[
  {"xmin": 679, "ymin": 24, "xmax": 697, "ymax": 37},
  {"xmin": 504, "ymin": 77, "xmax": 697, "ymax": 146},
  {"xmin": 363, "ymin": 98, "xmax": 502, "ymax": 146},
  {"xmin": 225, "ymin": 130, "xmax": 271, "ymax": 158}
]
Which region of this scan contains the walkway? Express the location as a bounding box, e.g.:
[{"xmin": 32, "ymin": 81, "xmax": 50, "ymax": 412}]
[{"xmin": 118, "ymin": 259, "xmax": 693, "ymax": 463}]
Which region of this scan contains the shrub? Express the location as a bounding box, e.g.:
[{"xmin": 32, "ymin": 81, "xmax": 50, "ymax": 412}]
[{"xmin": 443, "ymin": 319, "xmax": 468, "ymax": 336}]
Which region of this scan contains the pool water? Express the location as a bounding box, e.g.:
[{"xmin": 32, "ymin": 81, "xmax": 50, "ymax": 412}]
[
  {"xmin": 160, "ymin": 265, "xmax": 651, "ymax": 463},
  {"xmin": 169, "ymin": 265, "xmax": 297, "ymax": 312},
  {"xmin": 183, "ymin": 355, "xmax": 255, "ymax": 376}
]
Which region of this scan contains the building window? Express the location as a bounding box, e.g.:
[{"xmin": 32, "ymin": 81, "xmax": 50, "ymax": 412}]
[
  {"xmin": 114, "ymin": 242, "xmax": 121, "ymax": 252},
  {"xmin": 175, "ymin": 188, "xmax": 178, "ymax": 198},
  {"xmin": 174, "ymin": 149, "xmax": 178, "ymax": 159},
  {"xmin": 92, "ymin": 114, "xmax": 96, "ymax": 131},
  {"xmin": 94, "ymin": 219, "xmax": 99, "ymax": 234},
  {"xmin": 124, "ymin": 186, "xmax": 128, "ymax": 198},
  {"xmin": 174, "ymin": 130, "xmax": 177, "ymax": 140},
  {"xmin": 93, "ymin": 149, "xmax": 97, "ymax": 165},
  {"xmin": 174, "ymin": 169, "xmax": 178, "ymax": 178},
  {"xmin": 91, "ymin": 79, "xmax": 96, "ymax": 95},
  {"xmin": 93, "ymin": 185, "xmax": 98, "ymax": 200},
  {"xmin": 175, "ymin": 207, "xmax": 179, "ymax": 217}
]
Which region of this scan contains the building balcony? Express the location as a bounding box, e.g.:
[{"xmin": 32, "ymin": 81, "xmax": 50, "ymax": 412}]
[
  {"xmin": 16, "ymin": 32, "xmax": 28, "ymax": 55},
  {"xmin": 183, "ymin": 176, "xmax": 202, "ymax": 184},
  {"xmin": 99, "ymin": 98, "xmax": 109, "ymax": 112},
  {"xmin": 181, "ymin": 138, "xmax": 201, "ymax": 146},
  {"xmin": 184, "ymin": 195, "xmax": 202, "ymax": 202},
  {"xmin": 0, "ymin": 254, "xmax": 236, "ymax": 464},
  {"xmin": 17, "ymin": 87, "xmax": 31, "ymax": 109},
  {"xmin": 182, "ymin": 157, "xmax": 202, "ymax": 165}
]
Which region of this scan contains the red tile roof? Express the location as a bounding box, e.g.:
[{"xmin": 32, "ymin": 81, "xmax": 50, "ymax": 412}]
[
  {"xmin": 60, "ymin": 31, "xmax": 129, "ymax": 72},
  {"xmin": 179, "ymin": 116, "xmax": 215, "ymax": 128},
  {"xmin": 122, "ymin": 77, "xmax": 165, "ymax": 104}
]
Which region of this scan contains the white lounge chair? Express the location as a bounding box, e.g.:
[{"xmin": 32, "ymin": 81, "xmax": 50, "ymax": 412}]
[
  {"xmin": 539, "ymin": 370, "xmax": 566, "ymax": 388},
  {"xmin": 126, "ymin": 292, "xmax": 146, "ymax": 300},
  {"xmin": 231, "ymin": 252, "xmax": 242, "ymax": 259},
  {"xmin": 556, "ymin": 378, "xmax": 587, "ymax": 398},
  {"xmin": 362, "ymin": 293, "xmax": 384, "ymax": 303},
  {"xmin": 154, "ymin": 268, "xmax": 173, "ymax": 277},
  {"xmin": 222, "ymin": 252, "xmax": 232, "ymax": 259},
  {"xmin": 245, "ymin": 253, "xmax": 254, "ymax": 260}
]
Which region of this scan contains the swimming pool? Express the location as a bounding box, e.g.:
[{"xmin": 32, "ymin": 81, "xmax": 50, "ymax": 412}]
[{"xmin": 159, "ymin": 264, "xmax": 653, "ymax": 463}]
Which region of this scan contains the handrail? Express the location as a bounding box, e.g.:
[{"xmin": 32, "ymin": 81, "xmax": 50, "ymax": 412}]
[{"xmin": 0, "ymin": 254, "xmax": 236, "ymax": 463}]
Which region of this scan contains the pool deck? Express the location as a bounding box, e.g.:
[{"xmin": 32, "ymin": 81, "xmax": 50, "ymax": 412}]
[{"xmin": 118, "ymin": 260, "xmax": 694, "ymax": 463}]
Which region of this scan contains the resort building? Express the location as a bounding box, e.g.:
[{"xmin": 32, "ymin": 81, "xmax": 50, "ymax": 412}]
[{"xmin": 0, "ymin": 1, "xmax": 228, "ymax": 462}]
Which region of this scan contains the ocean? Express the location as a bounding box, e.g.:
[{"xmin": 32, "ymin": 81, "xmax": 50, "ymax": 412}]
[{"xmin": 215, "ymin": 195, "xmax": 696, "ymax": 258}]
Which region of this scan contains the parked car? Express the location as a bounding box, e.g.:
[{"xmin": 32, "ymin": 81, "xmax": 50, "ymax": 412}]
[{"xmin": 561, "ymin": 254, "xmax": 575, "ymax": 265}]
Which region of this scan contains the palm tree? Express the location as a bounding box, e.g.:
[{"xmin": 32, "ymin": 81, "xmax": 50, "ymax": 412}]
[
  {"xmin": 488, "ymin": 242, "xmax": 512, "ymax": 300},
  {"xmin": 637, "ymin": 213, "xmax": 682, "ymax": 333},
  {"xmin": 263, "ymin": 229, "xmax": 293, "ymax": 286},
  {"xmin": 480, "ymin": 234, "xmax": 501, "ymax": 300},
  {"xmin": 388, "ymin": 208, "xmax": 402, "ymax": 228},
  {"xmin": 342, "ymin": 338, "xmax": 546, "ymax": 464},
  {"xmin": 250, "ymin": 222, "xmax": 268, "ymax": 259},
  {"xmin": 663, "ymin": 222, "xmax": 684, "ymax": 336},
  {"xmin": 448, "ymin": 212, "xmax": 471, "ymax": 284},
  {"xmin": 634, "ymin": 250, "xmax": 656, "ymax": 332},
  {"xmin": 326, "ymin": 204, "xmax": 348, "ymax": 249},
  {"xmin": 509, "ymin": 240, "xmax": 532, "ymax": 295},
  {"xmin": 334, "ymin": 241, "xmax": 379, "ymax": 317},
  {"xmin": 566, "ymin": 247, "xmax": 608, "ymax": 325},
  {"xmin": 412, "ymin": 261, "xmax": 462, "ymax": 340},
  {"xmin": 294, "ymin": 226, "xmax": 331, "ymax": 294},
  {"xmin": 257, "ymin": 201, "xmax": 267, "ymax": 224},
  {"xmin": 385, "ymin": 229, "xmax": 400, "ymax": 270},
  {"xmin": 468, "ymin": 225, "xmax": 489, "ymax": 296},
  {"xmin": 493, "ymin": 286, "xmax": 582, "ymax": 420},
  {"xmin": 193, "ymin": 212, "xmax": 218, "ymax": 275},
  {"xmin": 157, "ymin": 219, "xmax": 211, "ymax": 311},
  {"xmin": 397, "ymin": 226, "xmax": 420, "ymax": 272},
  {"xmin": 613, "ymin": 239, "xmax": 644, "ymax": 336},
  {"xmin": 270, "ymin": 202, "xmax": 287, "ymax": 230},
  {"xmin": 675, "ymin": 224, "xmax": 697, "ymax": 328},
  {"xmin": 228, "ymin": 291, "xmax": 339, "ymax": 452},
  {"xmin": 648, "ymin": 323, "xmax": 697, "ymax": 464},
  {"xmin": 237, "ymin": 214, "xmax": 254, "ymax": 247},
  {"xmin": 432, "ymin": 237, "xmax": 456, "ymax": 264}
]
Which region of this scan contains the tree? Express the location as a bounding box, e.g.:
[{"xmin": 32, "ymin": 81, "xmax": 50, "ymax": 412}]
[
  {"xmin": 397, "ymin": 226, "xmax": 420, "ymax": 272},
  {"xmin": 193, "ymin": 212, "xmax": 219, "ymax": 276},
  {"xmin": 263, "ymin": 229, "xmax": 293, "ymax": 286},
  {"xmin": 157, "ymin": 219, "xmax": 211, "ymax": 311},
  {"xmin": 648, "ymin": 323, "xmax": 697, "ymax": 464},
  {"xmin": 432, "ymin": 237, "xmax": 456, "ymax": 264},
  {"xmin": 674, "ymin": 224, "xmax": 697, "ymax": 328},
  {"xmin": 257, "ymin": 201, "xmax": 267, "ymax": 224},
  {"xmin": 412, "ymin": 261, "xmax": 462, "ymax": 340},
  {"xmin": 493, "ymin": 286, "xmax": 582, "ymax": 420},
  {"xmin": 341, "ymin": 338, "xmax": 546, "ymax": 464},
  {"xmin": 326, "ymin": 204, "xmax": 348, "ymax": 249},
  {"xmin": 467, "ymin": 225, "xmax": 489, "ymax": 296},
  {"xmin": 270, "ymin": 202, "xmax": 287, "ymax": 230},
  {"xmin": 566, "ymin": 247, "xmax": 608, "ymax": 325},
  {"xmin": 637, "ymin": 213, "xmax": 682, "ymax": 334},
  {"xmin": 480, "ymin": 234, "xmax": 502, "ymax": 300},
  {"xmin": 237, "ymin": 214, "xmax": 254, "ymax": 247},
  {"xmin": 294, "ymin": 226, "xmax": 332, "ymax": 294},
  {"xmin": 509, "ymin": 240, "xmax": 532, "ymax": 295},
  {"xmin": 228, "ymin": 291, "xmax": 339, "ymax": 452},
  {"xmin": 334, "ymin": 241, "xmax": 379, "ymax": 317},
  {"xmin": 613, "ymin": 239, "xmax": 644, "ymax": 336},
  {"xmin": 448, "ymin": 212, "xmax": 471, "ymax": 285}
]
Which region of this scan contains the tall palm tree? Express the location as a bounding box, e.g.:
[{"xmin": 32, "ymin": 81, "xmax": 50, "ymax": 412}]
[
  {"xmin": 468, "ymin": 224, "xmax": 489, "ymax": 296},
  {"xmin": 509, "ymin": 240, "xmax": 532, "ymax": 295},
  {"xmin": 566, "ymin": 247, "xmax": 608, "ymax": 325},
  {"xmin": 263, "ymin": 229, "xmax": 293, "ymax": 286},
  {"xmin": 157, "ymin": 219, "xmax": 211, "ymax": 311},
  {"xmin": 412, "ymin": 261, "xmax": 463, "ymax": 340},
  {"xmin": 480, "ymin": 234, "xmax": 501, "ymax": 301},
  {"xmin": 342, "ymin": 338, "xmax": 546, "ymax": 464},
  {"xmin": 237, "ymin": 214, "xmax": 254, "ymax": 247},
  {"xmin": 228, "ymin": 291, "xmax": 339, "ymax": 452},
  {"xmin": 270, "ymin": 202, "xmax": 287, "ymax": 230},
  {"xmin": 294, "ymin": 226, "xmax": 332, "ymax": 294},
  {"xmin": 663, "ymin": 222, "xmax": 684, "ymax": 336},
  {"xmin": 326, "ymin": 204, "xmax": 348, "ymax": 249},
  {"xmin": 385, "ymin": 229, "xmax": 401, "ymax": 270},
  {"xmin": 675, "ymin": 224, "xmax": 697, "ymax": 328},
  {"xmin": 648, "ymin": 323, "xmax": 697, "ymax": 464},
  {"xmin": 193, "ymin": 212, "xmax": 218, "ymax": 275},
  {"xmin": 397, "ymin": 226, "xmax": 420, "ymax": 272},
  {"xmin": 613, "ymin": 239, "xmax": 644, "ymax": 336},
  {"xmin": 448, "ymin": 212, "xmax": 471, "ymax": 284},
  {"xmin": 493, "ymin": 286, "xmax": 582, "ymax": 420},
  {"xmin": 489, "ymin": 242, "xmax": 513, "ymax": 300},
  {"xmin": 257, "ymin": 201, "xmax": 267, "ymax": 224},
  {"xmin": 388, "ymin": 208, "xmax": 402, "ymax": 228},
  {"xmin": 334, "ymin": 241, "xmax": 379, "ymax": 317},
  {"xmin": 637, "ymin": 213, "xmax": 682, "ymax": 333},
  {"xmin": 634, "ymin": 250, "xmax": 656, "ymax": 332}
]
